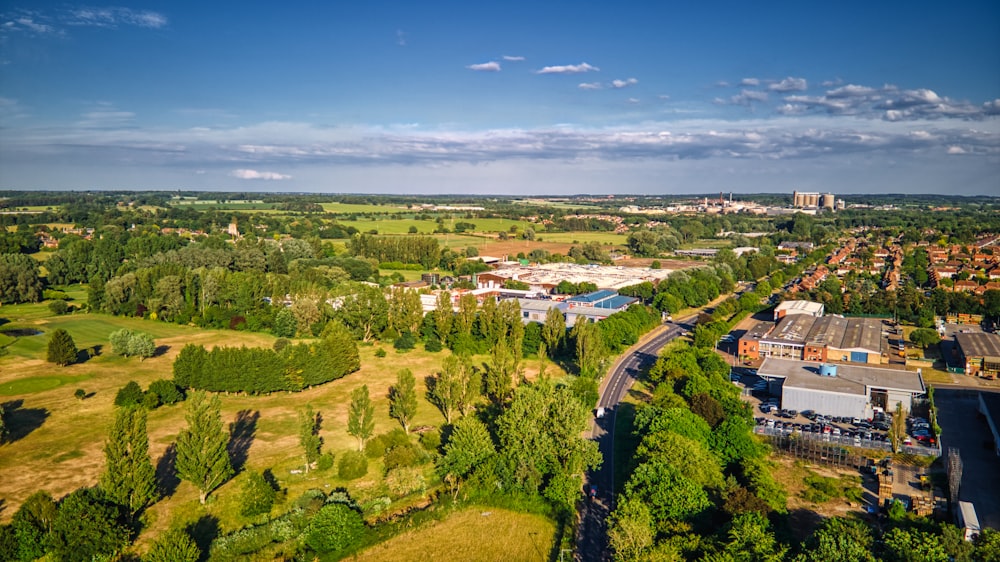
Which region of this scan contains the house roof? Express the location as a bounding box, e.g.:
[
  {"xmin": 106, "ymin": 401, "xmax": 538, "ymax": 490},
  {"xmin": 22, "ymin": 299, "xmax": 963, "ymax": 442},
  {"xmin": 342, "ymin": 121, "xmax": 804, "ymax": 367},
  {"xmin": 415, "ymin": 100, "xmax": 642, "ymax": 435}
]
[{"xmin": 759, "ymin": 357, "xmax": 925, "ymax": 396}]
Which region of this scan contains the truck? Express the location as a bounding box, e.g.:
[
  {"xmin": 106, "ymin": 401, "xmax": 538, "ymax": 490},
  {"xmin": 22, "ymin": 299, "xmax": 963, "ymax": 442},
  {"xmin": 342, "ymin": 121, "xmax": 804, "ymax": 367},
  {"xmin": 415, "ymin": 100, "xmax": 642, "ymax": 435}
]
[{"xmin": 957, "ymin": 501, "xmax": 981, "ymax": 542}]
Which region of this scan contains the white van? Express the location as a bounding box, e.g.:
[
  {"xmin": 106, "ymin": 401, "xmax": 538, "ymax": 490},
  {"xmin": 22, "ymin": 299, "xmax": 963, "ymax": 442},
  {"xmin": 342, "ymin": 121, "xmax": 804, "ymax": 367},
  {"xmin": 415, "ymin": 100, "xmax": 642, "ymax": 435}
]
[{"xmin": 596, "ymin": 407, "xmax": 606, "ymax": 419}]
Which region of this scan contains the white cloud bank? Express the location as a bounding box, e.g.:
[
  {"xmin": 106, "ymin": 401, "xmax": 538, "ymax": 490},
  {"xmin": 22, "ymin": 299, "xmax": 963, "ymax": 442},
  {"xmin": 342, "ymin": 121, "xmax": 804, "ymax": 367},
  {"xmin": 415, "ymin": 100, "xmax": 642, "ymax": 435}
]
[{"xmin": 229, "ymin": 169, "xmax": 292, "ymax": 180}]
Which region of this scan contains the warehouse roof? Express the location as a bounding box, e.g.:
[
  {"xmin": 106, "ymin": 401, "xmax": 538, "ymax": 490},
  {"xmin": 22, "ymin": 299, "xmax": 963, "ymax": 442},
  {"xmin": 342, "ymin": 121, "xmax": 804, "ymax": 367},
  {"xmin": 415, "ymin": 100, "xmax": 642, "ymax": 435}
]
[
  {"xmin": 763, "ymin": 314, "xmax": 816, "ymax": 344},
  {"xmin": 567, "ymin": 289, "xmax": 617, "ymax": 304},
  {"xmin": 775, "ymin": 300, "xmax": 825, "ymax": 316},
  {"xmin": 839, "ymin": 317, "xmax": 884, "ymax": 353},
  {"xmin": 806, "ymin": 315, "xmax": 848, "ymax": 347},
  {"xmin": 759, "ymin": 357, "xmax": 925, "ymax": 396},
  {"xmin": 956, "ymin": 332, "xmax": 1000, "ymax": 361},
  {"xmin": 743, "ymin": 321, "xmax": 774, "ymax": 340}
]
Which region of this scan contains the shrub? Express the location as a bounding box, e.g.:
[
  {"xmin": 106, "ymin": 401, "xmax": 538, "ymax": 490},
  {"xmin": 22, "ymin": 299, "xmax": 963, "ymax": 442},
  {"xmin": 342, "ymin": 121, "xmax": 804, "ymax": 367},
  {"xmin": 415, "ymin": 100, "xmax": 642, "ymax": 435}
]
[
  {"xmin": 317, "ymin": 452, "xmax": 334, "ymax": 472},
  {"xmin": 273, "ymin": 308, "xmax": 297, "ymax": 338},
  {"xmin": 374, "ymin": 348, "xmax": 387, "ymax": 358},
  {"xmin": 393, "ymin": 331, "xmax": 416, "ymax": 351},
  {"xmin": 337, "ymin": 451, "xmax": 368, "ymax": 480},
  {"xmin": 384, "ymin": 442, "xmax": 428, "ymax": 471},
  {"xmin": 273, "ymin": 338, "xmax": 290, "ymax": 353},
  {"xmin": 114, "ymin": 381, "xmax": 144, "ymax": 408},
  {"xmin": 385, "ymin": 467, "xmax": 427, "ymax": 498},
  {"xmin": 424, "ymin": 337, "xmax": 442, "ymax": 352},
  {"xmin": 143, "ymin": 391, "xmax": 161, "ymax": 409},
  {"xmin": 305, "ymin": 503, "xmax": 365, "ymax": 554},
  {"xmin": 240, "ymin": 471, "xmax": 276, "ymax": 518},
  {"xmin": 419, "ymin": 429, "xmax": 441, "ymax": 452},
  {"xmin": 48, "ymin": 300, "xmax": 69, "ymax": 315},
  {"xmin": 74, "ymin": 388, "xmax": 86, "ymax": 400},
  {"xmin": 148, "ymin": 379, "xmax": 184, "ymax": 405}
]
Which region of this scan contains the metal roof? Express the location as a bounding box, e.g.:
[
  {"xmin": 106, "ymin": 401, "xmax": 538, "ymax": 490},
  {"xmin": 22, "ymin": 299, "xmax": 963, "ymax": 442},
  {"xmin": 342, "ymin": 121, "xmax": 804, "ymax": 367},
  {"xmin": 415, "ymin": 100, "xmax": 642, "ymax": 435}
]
[
  {"xmin": 759, "ymin": 357, "xmax": 925, "ymax": 396},
  {"xmin": 805, "ymin": 315, "xmax": 848, "ymax": 347},
  {"xmin": 743, "ymin": 320, "xmax": 774, "ymax": 340},
  {"xmin": 775, "ymin": 300, "xmax": 825, "ymax": 315},
  {"xmin": 839, "ymin": 317, "xmax": 883, "ymax": 353},
  {"xmin": 763, "ymin": 314, "xmax": 817, "ymax": 344},
  {"xmin": 956, "ymin": 332, "xmax": 1000, "ymax": 361},
  {"xmin": 568, "ymin": 289, "xmax": 617, "ymax": 304},
  {"xmin": 593, "ymin": 295, "xmax": 638, "ymax": 310}
]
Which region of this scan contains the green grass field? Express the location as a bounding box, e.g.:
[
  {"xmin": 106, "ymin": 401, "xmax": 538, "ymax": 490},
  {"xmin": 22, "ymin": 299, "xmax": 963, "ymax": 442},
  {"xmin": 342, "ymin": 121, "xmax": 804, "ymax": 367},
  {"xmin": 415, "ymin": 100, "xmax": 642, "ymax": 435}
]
[
  {"xmin": 343, "ymin": 217, "xmax": 535, "ymax": 236},
  {"xmin": 321, "ymin": 202, "xmax": 411, "ymax": 214},
  {"xmin": 353, "ymin": 507, "xmax": 557, "ymax": 561},
  {"xmin": 0, "ymin": 300, "xmax": 566, "ymax": 553},
  {"xmin": 532, "ymin": 231, "xmax": 627, "ymax": 245}
]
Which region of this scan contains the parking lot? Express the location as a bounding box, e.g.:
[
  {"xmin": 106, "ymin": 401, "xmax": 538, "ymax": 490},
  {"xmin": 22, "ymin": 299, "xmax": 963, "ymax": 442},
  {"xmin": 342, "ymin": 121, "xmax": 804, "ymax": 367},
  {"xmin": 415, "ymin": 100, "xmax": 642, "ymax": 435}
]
[{"xmin": 733, "ymin": 369, "xmax": 940, "ymax": 456}]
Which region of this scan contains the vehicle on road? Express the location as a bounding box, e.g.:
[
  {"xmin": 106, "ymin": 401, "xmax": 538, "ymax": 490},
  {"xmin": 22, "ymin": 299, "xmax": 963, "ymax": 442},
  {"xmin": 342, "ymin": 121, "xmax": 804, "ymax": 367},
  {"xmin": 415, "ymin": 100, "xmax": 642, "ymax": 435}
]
[
  {"xmin": 589, "ymin": 485, "xmax": 597, "ymax": 501},
  {"xmin": 595, "ymin": 407, "xmax": 606, "ymax": 419}
]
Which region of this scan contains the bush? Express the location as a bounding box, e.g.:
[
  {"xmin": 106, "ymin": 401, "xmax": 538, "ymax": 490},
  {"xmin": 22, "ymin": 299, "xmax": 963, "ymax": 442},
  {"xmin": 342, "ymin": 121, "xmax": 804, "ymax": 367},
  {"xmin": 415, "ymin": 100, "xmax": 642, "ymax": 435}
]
[
  {"xmin": 74, "ymin": 388, "xmax": 86, "ymax": 400},
  {"xmin": 419, "ymin": 429, "xmax": 441, "ymax": 452},
  {"xmin": 337, "ymin": 451, "xmax": 368, "ymax": 480},
  {"xmin": 384, "ymin": 442, "xmax": 428, "ymax": 471},
  {"xmin": 393, "ymin": 331, "xmax": 416, "ymax": 351},
  {"xmin": 272, "ymin": 308, "xmax": 297, "ymax": 338},
  {"xmin": 148, "ymin": 379, "xmax": 184, "ymax": 405},
  {"xmin": 48, "ymin": 300, "xmax": 69, "ymax": 315},
  {"xmin": 317, "ymin": 452, "xmax": 334, "ymax": 472},
  {"xmin": 273, "ymin": 338, "xmax": 291, "ymax": 353},
  {"xmin": 143, "ymin": 391, "xmax": 161, "ymax": 409},
  {"xmin": 374, "ymin": 348, "xmax": 387, "ymax": 358},
  {"xmin": 114, "ymin": 381, "xmax": 144, "ymax": 408},
  {"xmin": 240, "ymin": 471, "xmax": 276, "ymax": 518},
  {"xmin": 43, "ymin": 289, "xmax": 69, "ymax": 301},
  {"xmin": 424, "ymin": 337, "xmax": 442, "ymax": 352},
  {"xmin": 305, "ymin": 503, "xmax": 366, "ymax": 554}
]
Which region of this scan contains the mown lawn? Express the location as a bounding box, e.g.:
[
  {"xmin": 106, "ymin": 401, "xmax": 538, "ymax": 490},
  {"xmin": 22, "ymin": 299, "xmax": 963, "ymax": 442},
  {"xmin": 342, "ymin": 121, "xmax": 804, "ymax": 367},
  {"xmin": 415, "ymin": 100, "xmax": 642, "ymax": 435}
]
[{"xmin": 352, "ymin": 507, "xmax": 557, "ymax": 562}]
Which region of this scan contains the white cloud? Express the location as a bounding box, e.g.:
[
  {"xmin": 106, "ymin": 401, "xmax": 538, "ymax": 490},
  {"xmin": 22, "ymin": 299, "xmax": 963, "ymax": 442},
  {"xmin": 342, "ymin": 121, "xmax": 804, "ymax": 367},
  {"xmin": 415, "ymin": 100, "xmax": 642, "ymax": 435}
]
[
  {"xmin": 502, "ymin": 55, "xmax": 525, "ymax": 61},
  {"xmin": 396, "ymin": 29, "xmax": 407, "ymax": 46},
  {"xmin": 739, "ymin": 78, "xmax": 760, "ymax": 87},
  {"xmin": 946, "ymin": 146, "xmax": 967, "ymax": 154},
  {"xmin": 769, "ymin": 77, "xmax": 807, "ymax": 92},
  {"xmin": 14, "ymin": 16, "xmax": 55, "ymax": 34},
  {"xmin": 578, "ymin": 82, "xmax": 602, "ymax": 90},
  {"xmin": 467, "ymin": 61, "xmax": 501, "ymax": 72},
  {"xmin": 626, "ymin": 98, "xmax": 640, "ymax": 104},
  {"xmin": 611, "ymin": 78, "xmax": 638, "ymax": 89},
  {"xmin": 536, "ymin": 62, "xmax": 599, "ymax": 74},
  {"xmin": 68, "ymin": 7, "xmax": 167, "ymax": 28},
  {"xmin": 230, "ymin": 169, "xmax": 292, "ymax": 180},
  {"xmin": 730, "ymin": 89, "xmax": 769, "ymax": 105}
]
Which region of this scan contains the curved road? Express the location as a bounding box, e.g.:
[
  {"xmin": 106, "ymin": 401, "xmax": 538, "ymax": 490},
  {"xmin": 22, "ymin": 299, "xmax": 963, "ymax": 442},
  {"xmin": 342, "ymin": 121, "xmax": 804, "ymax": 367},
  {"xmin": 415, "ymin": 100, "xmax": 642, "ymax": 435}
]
[{"xmin": 577, "ymin": 316, "xmax": 695, "ymax": 561}]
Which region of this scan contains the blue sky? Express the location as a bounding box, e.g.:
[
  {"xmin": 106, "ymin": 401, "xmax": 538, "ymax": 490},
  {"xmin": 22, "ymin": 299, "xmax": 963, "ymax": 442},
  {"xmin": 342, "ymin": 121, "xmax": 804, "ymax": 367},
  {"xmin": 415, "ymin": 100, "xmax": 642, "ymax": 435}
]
[{"xmin": 1, "ymin": 1, "xmax": 998, "ymax": 195}]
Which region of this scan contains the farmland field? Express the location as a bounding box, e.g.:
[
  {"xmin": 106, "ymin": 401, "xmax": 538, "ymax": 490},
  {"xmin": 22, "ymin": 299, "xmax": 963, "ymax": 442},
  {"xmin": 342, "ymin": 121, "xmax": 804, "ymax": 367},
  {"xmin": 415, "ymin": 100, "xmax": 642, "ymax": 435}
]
[{"xmin": 353, "ymin": 507, "xmax": 557, "ymax": 562}]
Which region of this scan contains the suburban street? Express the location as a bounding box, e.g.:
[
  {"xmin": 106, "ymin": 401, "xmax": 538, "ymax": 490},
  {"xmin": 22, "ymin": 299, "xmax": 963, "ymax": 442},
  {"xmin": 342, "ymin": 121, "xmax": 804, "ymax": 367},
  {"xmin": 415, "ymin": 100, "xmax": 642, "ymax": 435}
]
[{"xmin": 577, "ymin": 317, "xmax": 692, "ymax": 561}]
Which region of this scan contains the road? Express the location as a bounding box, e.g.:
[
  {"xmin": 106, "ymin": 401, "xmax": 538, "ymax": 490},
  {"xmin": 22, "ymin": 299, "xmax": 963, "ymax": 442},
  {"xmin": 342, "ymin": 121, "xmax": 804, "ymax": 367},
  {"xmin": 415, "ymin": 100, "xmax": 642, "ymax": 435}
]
[{"xmin": 576, "ymin": 317, "xmax": 693, "ymax": 561}]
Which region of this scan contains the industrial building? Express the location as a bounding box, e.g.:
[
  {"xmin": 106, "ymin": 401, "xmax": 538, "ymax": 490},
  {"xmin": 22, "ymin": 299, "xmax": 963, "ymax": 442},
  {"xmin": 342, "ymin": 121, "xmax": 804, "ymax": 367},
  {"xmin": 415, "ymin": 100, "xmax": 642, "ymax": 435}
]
[
  {"xmin": 506, "ymin": 290, "xmax": 637, "ymax": 328},
  {"xmin": 955, "ymin": 332, "xmax": 1000, "ymax": 379},
  {"xmin": 741, "ymin": 311, "xmax": 886, "ymax": 364},
  {"xmin": 474, "ymin": 262, "xmax": 677, "ymax": 293},
  {"xmin": 774, "ymin": 299, "xmax": 825, "ymax": 321},
  {"xmin": 792, "ymin": 191, "xmax": 836, "ymax": 210},
  {"xmin": 758, "ymin": 358, "xmax": 925, "ymax": 419}
]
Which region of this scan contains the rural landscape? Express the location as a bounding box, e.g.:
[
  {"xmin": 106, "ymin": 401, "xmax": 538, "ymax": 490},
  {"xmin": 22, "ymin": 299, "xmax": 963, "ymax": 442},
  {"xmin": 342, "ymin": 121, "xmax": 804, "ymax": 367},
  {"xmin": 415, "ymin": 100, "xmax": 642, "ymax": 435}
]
[{"xmin": 1, "ymin": 190, "xmax": 999, "ymax": 560}]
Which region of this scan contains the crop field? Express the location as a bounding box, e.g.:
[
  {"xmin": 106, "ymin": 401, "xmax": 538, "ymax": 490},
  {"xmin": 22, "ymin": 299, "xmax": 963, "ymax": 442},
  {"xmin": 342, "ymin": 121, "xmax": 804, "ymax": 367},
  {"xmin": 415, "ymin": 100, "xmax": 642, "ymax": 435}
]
[
  {"xmin": 353, "ymin": 507, "xmax": 557, "ymax": 561},
  {"xmin": 321, "ymin": 202, "xmax": 412, "ymax": 214},
  {"xmin": 0, "ymin": 302, "xmax": 564, "ymax": 546},
  {"xmin": 346, "ymin": 217, "xmax": 535, "ymax": 236}
]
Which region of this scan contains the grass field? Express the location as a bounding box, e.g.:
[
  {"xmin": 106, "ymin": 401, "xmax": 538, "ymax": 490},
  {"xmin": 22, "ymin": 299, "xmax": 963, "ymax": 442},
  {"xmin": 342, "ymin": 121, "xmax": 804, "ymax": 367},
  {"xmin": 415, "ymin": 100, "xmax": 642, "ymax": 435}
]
[
  {"xmin": 0, "ymin": 299, "xmax": 566, "ymax": 553},
  {"xmin": 321, "ymin": 202, "xmax": 411, "ymax": 214},
  {"xmin": 353, "ymin": 507, "xmax": 557, "ymax": 562}
]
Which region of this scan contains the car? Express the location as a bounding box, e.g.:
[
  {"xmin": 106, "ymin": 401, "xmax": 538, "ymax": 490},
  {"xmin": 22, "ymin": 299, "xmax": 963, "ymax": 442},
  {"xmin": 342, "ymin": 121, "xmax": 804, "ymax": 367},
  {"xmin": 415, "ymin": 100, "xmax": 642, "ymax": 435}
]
[
  {"xmin": 851, "ymin": 417, "xmax": 862, "ymax": 425},
  {"xmin": 785, "ymin": 409, "xmax": 798, "ymax": 418},
  {"xmin": 832, "ymin": 427, "xmax": 841, "ymax": 436},
  {"xmin": 595, "ymin": 407, "xmax": 606, "ymax": 419},
  {"xmin": 589, "ymin": 485, "xmax": 597, "ymax": 500},
  {"xmin": 874, "ymin": 422, "xmax": 890, "ymax": 431},
  {"xmin": 903, "ymin": 437, "xmax": 913, "ymax": 446}
]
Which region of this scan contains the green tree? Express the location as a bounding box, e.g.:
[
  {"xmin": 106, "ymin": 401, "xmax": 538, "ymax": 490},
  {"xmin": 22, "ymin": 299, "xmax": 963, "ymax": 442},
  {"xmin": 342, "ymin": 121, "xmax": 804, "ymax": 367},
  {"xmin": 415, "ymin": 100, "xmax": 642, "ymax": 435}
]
[
  {"xmin": 428, "ymin": 355, "xmax": 464, "ymax": 423},
  {"xmin": 143, "ymin": 527, "xmax": 200, "ymax": 562},
  {"xmin": 975, "ymin": 528, "xmax": 1000, "ymax": 562},
  {"xmin": 239, "ymin": 470, "xmax": 276, "ymax": 518},
  {"xmin": 129, "ymin": 332, "xmax": 156, "ymax": 361},
  {"xmin": 542, "ymin": 307, "xmax": 566, "ymax": 356},
  {"xmin": 46, "ymin": 328, "xmax": 78, "ymax": 366},
  {"xmin": 438, "ymin": 416, "xmax": 495, "ymax": 498},
  {"xmin": 100, "ymin": 406, "xmax": 158, "ymax": 516},
  {"xmin": 573, "ymin": 320, "xmax": 607, "ymax": 378},
  {"xmin": 389, "ymin": 369, "xmax": 418, "ymax": 433},
  {"xmin": 10, "ymin": 491, "xmax": 57, "ymax": 561},
  {"xmin": 799, "ymin": 517, "xmax": 876, "ymax": 562},
  {"xmin": 0, "ymin": 403, "xmax": 5, "ymax": 444},
  {"xmin": 622, "ymin": 460, "xmax": 711, "ymax": 524},
  {"xmin": 272, "ymin": 307, "xmax": 298, "ymax": 338},
  {"xmin": 305, "ymin": 503, "xmax": 366, "ymax": 554},
  {"xmin": 608, "ymin": 496, "xmax": 654, "ymax": 562},
  {"xmin": 0, "ymin": 253, "xmax": 44, "ymax": 304},
  {"xmin": 114, "ymin": 381, "xmax": 145, "ymax": 408},
  {"xmin": 722, "ymin": 512, "xmax": 786, "ymax": 562},
  {"xmin": 882, "ymin": 527, "xmax": 949, "ymax": 562},
  {"xmin": 890, "ymin": 401, "xmax": 907, "ymax": 453},
  {"xmin": 175, "ymin": 391, "xmax": 234, "ymax": 504},
  {"xmin": 348, "ymin": 385, "xmax": 376, "ymax": 451},
  {"xmin": 48, "ymin": 487, "xmax": 130, "ymax": 562},
  {"xmin": 910, "ymin": 327, "xmax": 941, "ymax": 349},
  {"xmin": 485, "ymin": 337, "xmax": 517, "ymax": 404},
  {"xmin": 299, "ymin": 405, "xmax": 322, "ymax": 473}
]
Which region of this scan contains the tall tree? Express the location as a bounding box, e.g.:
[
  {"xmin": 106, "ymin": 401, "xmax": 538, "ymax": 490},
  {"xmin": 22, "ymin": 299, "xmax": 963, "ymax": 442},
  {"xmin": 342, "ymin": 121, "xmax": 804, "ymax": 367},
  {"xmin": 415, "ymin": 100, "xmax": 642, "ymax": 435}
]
[
  {"xmin": 542, "ymin": 307, "xmax": 566, "ymax": 357},
  {"xmin": 485, "ymin": 337, "xmax": 518, "ymax": 404},
  {"xmin": 573, "ymin": 321, "xmax": 607, "ymax": 378},
  {"xmin": 0, "ymin": 253, "xmax": 44, "ymax": 304},
  {"xmin": 348, "ymin": 385, "xmax": 376, "ymax": 451},
  {"xmin": 389, "ymin": 369, "xmax": 418, "ymax": 433},
  {"xmin": 457, "ymin": 357, "xmax": 482, "ymax": 416},
  {"xmin": 175, "ymin": 391, "xmax": 234, "ymax": 504},
  {"xmin": 299, "ymin": 405, "xmax": 322, "ymax": 473},
  {"xmin": 46, "ymin": 328, "xmax": 78, "ymax": 366},
  {"xmin": 100, "ymin": 406, "xmax": 158, "ymax": 516},
  {"xmin": 47, "ymin": 487, "xmax": 130, "ymax": 562},
  {"xmin": 433, "ymin": 291, "xmax": 454, "ymax": 345},
  {"xmin": 429, "ymin": 355, "xmax": 463, "ymax": 423},
  {"xmin": 437, "ymin": 416, "xmax": 496, "ymax": 499}
]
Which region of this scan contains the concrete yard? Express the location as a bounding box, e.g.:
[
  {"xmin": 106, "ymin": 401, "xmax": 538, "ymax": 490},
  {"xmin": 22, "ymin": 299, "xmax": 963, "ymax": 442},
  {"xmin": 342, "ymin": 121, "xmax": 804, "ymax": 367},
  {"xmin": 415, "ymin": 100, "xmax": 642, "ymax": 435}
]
[{"xmin": 936, "ymin": 388, "xmax": 1000, "ymax": 529}]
